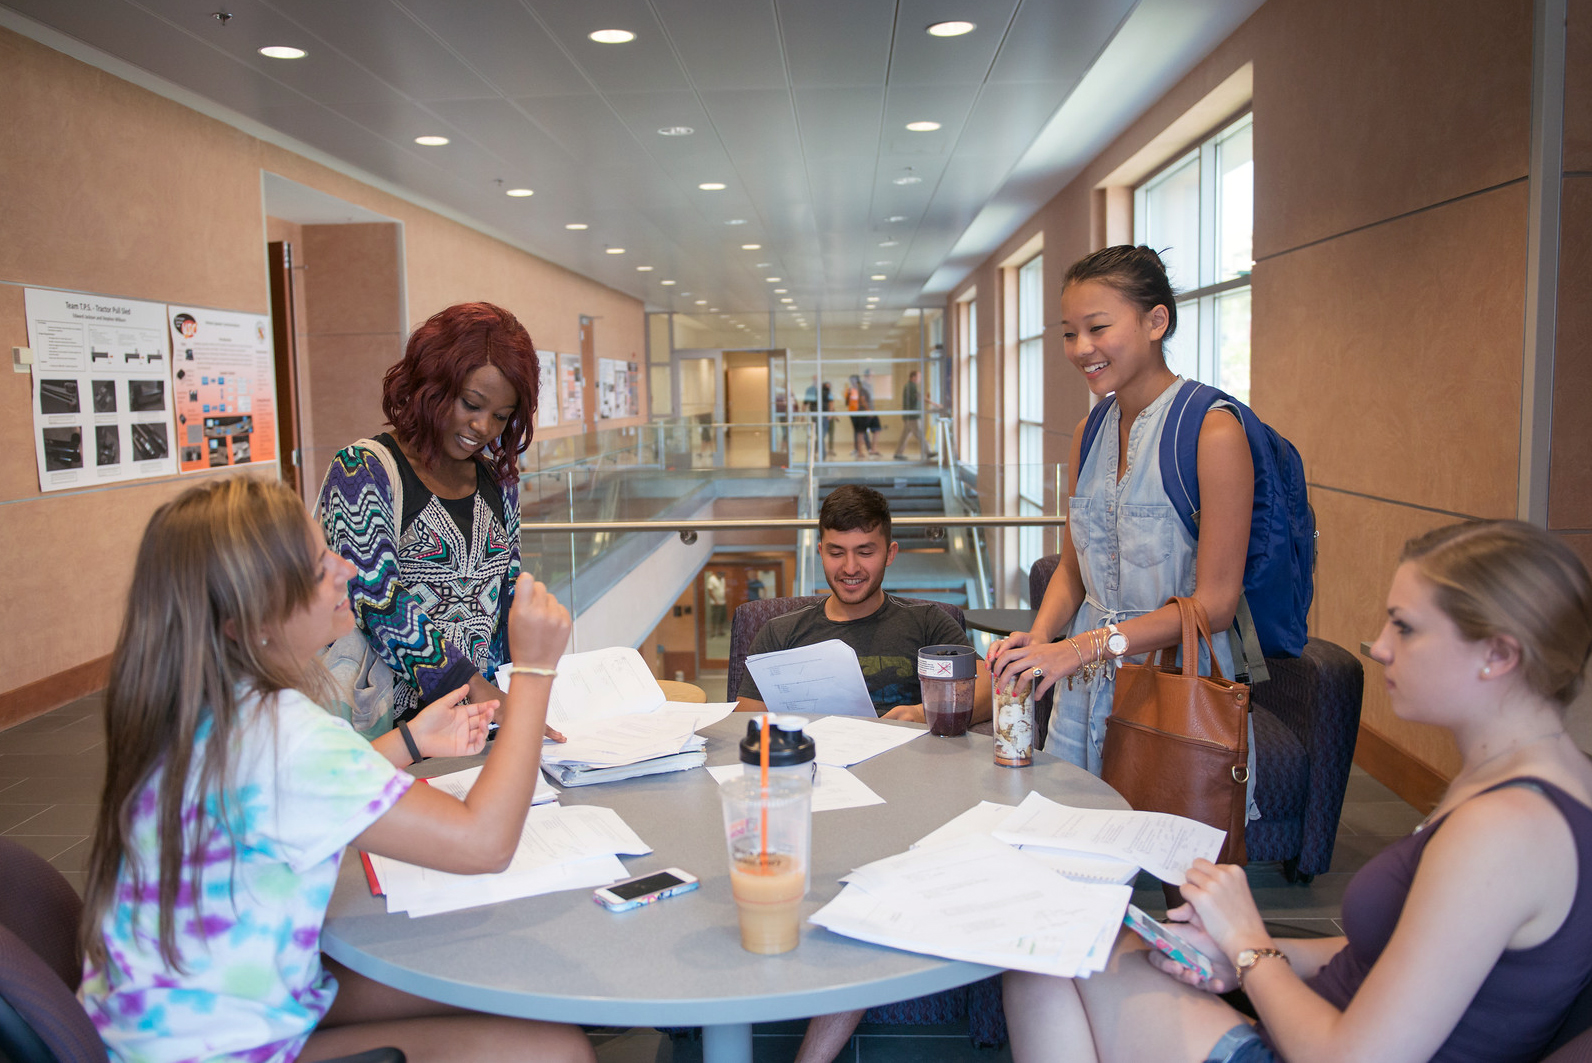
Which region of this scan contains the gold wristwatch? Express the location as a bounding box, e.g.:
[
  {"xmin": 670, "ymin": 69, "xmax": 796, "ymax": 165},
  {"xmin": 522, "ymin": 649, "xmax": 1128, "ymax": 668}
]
[{"xmin": 1234, "ymin": 947, "xmax": 1288, "ymax": 987}]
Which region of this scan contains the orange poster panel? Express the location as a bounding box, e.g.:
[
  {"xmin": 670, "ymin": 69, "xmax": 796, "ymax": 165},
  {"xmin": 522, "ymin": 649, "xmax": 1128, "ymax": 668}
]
[{"xmin": 167, "ymin": 306, "xmax": 278, "ymax": 473}]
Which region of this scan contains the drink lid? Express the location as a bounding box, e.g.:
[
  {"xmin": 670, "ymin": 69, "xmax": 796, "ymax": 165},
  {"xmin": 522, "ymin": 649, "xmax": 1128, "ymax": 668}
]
[
  {"xmin": 740, "ymin": 716, "xmax": 816, "ymax": 766},
  {"xmin": 918, "ymin": 643, "xmax": 976, "ymax": 680}
]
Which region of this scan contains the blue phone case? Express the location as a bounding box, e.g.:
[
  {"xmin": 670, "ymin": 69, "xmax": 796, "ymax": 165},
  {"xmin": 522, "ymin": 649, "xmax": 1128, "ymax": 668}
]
[{"xmin": 595, "ymin": 877, "xmax": 699, "ymax": 912}]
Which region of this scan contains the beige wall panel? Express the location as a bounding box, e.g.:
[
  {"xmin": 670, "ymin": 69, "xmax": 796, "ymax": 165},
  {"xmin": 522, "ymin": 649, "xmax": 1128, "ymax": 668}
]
[
  {"xmin": 302, "ymin": 332, "xmax": 404, "ymax": 467},
  {"xmin": 1561, "ymin": 532, "xmax": 1592, "ymax": 576},
  {"xmin": 0, "ymin": 293, "xmax": 46, "ymax": 501},
  {"xmin": 301, "ymin": 224, "xmax": 404, "ymax": 337},
  {"xmin": 1567, "ymin": 0, "xmax": 1592, "ymax": 171},
  {"xmin": 1253, "ymin": 0, "xmax": 1530, "ymax": 258},
  {"xmin": 0, "ymin": 30, "xmax": 266, "ymax": 314},
  {"xmin": 1550, "ymin": 178, "xmax": 1592, "ymax": 529},
  {"xmin": 1310, "ymin": 488, "xmax": 1463, "ymax": 776},
  {"xmin": 1251, "ymin": 183, "xmax": 1527, "ymax": 518}
]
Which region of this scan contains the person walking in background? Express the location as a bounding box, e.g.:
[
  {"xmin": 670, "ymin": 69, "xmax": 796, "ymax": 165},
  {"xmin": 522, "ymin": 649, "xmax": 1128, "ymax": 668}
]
[
  {"xmin": 705, "ymin": 568, "xmax": 727, "ymax": 637},
  {"xmin": 894, "ymin": 368, "xmax": 924, "ymax": 459}
]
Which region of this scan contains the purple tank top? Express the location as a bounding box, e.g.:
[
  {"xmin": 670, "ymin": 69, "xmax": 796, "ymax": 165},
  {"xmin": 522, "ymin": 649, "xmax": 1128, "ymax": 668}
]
[{"xmin": 1302, "ymin": 777, "xmax": 1592, "ymax": 1062}]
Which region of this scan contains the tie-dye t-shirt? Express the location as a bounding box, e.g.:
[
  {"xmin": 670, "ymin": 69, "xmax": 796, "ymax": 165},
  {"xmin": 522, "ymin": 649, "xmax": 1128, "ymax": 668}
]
[{"xmin": 80, "ymin": 689, "xmax": 413, "ymax": 1063}]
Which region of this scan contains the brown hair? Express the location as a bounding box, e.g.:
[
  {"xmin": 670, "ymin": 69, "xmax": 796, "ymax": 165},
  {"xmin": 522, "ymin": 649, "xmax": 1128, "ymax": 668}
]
[
  {"xmin": 1401, "ymin": 520, "xmax": 1592, "ymax": 706},
  {"xmin": 820, "ymin": 483, "xmax": 892, "ymax": 542},
  {"xmin": 381, "ymin": 302, "xmax": 540, "ymax": 485},
  {"xmin": 82, "ymin": 477, "xmax": 331, "ymax": 970}
]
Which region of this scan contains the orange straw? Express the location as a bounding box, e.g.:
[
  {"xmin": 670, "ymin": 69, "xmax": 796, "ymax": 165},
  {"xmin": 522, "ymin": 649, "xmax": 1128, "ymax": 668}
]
[{"xmin": 759, "ymin": 714, "xmax": 771, "ymax": 868}]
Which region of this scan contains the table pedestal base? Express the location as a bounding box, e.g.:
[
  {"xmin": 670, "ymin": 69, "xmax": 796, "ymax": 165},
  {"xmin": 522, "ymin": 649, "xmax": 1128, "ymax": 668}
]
[{"xmin": 701, "ymin": 1021, "xmax": 752, "ymax": 1063}]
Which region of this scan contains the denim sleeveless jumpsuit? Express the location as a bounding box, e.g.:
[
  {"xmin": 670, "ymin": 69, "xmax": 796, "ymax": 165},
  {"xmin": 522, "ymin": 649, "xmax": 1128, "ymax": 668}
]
[{"xmin": 1057, "ymin": 377, "xmax": 1257, "ymax": 817}]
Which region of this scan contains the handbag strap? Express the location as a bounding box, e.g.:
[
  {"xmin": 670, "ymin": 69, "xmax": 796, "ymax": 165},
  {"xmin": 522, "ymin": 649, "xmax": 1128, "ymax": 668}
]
[
  {"xmin": 1152, "ymin": 597, "xmax": 1229, "ymax": 681},
  {"xmin": 315, "ymin": 437, "xmax": 404, "ymax": 530}
]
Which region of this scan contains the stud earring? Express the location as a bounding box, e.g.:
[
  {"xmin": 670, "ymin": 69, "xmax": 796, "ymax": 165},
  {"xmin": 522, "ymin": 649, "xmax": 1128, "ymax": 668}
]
[
  {"xmin": 1480, "ymin": 665, "xmax": 1491, "ymax": 678},
  {"xmin": 260, "ymin": 637, "xmax": 269, "ymax": 648}
]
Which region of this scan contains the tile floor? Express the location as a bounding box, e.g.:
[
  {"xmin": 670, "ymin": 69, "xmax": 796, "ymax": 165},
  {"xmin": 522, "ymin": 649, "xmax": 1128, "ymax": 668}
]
[{"xmin": 1, "ymin": 688, "xmax": 1424, "ymax": 1063}]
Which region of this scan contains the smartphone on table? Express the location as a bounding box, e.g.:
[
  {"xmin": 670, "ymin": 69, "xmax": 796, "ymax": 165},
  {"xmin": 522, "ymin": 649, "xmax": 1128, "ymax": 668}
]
[
  {"xmin": 593, "ymin": 868, "xmax": 700, "ymax": 912},
  {"xmin": 1121, "ymin": 904, "xmax": 1217, "ymax": 981}
]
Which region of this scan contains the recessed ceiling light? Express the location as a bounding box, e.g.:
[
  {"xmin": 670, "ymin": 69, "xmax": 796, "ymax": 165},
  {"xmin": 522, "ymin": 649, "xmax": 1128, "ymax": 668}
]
[
  {"xmin": 505, "ymin": 187, "xmax": 534, "ymax": 197},
  {"xmin": 741, "ymin": 243, "xmax": 762, "ymax": 250},
  {"xmin": 892, "ymin": 173, "xmax": 922, "ymax": 185},
  {"xmin": 710, "ymin": 307, "xmax": 719, "ymax": 312},
  {"xmin": 725, "ymin": 218, "xmax": 747, "ymax": 225},
  {"xmin": 658, "ymin": 126, "xmax": 694, "ymax": 136},
  {"xmin": 765, "ymin": 276, "xmax": 781, "ymax": 282},
  {"xmin": 773, "ymin": 288, "xmax": 787, "ymax": 294},
  {"xmin": 636, "ymin": 265, "xmax": 654, "ymax": 271},
  {"xmin": 259, "ymin": 45, "xmax": 306, "ymax": 59},
  {"xmin": 867, "ymin": 296, "xmax": 880, "ymax": 302},
  {"xmin": 695, "ymin": 299, "xmax": 708, "ymax": 305},
  {"xmin": 605, "ymin": 247, "xmax": 626, "ymax": 254},
  {"xmin": 589, "ymin": 28, "xmax": 636, "ymax": 43},
  {"xmin": 875, "ymin": 260, "xmax": 892, "ymax": 265},
  {"xmin": 780, "ymin": 298, "xmax": 793, "ymax": 303},
  {"xmin": 414, "ymin": 135, "xmax": 450, "ymax": 146},
  {"xmin": 886, "ymin": 215, "xmax": 908, "ymax": 223},
  {"xmin": 681, "ymin": 292, "xmax": 691, "ymax": 296},
  {"xmin": 698, "ymin": 182, "xmax": 727, "ymax": 191},
  {"xmin": 660, "ymin": 280, "xmax": 676, "ymax": 286},
  {"xmin": 905, "ymin": 121, "xmax": 941, "ymax": 132},
  {"xmin": 871, "ymin": 274, "xmax": 887, "ymax": 280},
  {"xmin": 756, "ymin": 262, "xmax": 771, "ymax": 267},
  {"xmin": 927, "ymin": 20, "xmax": 976, "ymax": 36},
  {"xmin": 878, "ymin": 240, "xmax": 898, "ymax": 247},
  {"xmin": 565, "ymin": 223, "xmax": 589, "ymax": 230}
]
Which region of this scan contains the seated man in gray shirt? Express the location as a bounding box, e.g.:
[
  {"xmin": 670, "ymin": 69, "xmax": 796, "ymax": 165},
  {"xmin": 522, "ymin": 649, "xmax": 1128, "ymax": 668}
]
[{"xmin": 735, "ymin": 483, "xmax": 992, "ymax": 1063}]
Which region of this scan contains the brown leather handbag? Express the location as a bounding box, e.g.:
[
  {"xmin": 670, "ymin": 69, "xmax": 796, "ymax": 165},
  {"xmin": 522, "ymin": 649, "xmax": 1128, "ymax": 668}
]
[{"xmin": 1100, "ymin": 596, "xmax": 1250, "ymax": 865}]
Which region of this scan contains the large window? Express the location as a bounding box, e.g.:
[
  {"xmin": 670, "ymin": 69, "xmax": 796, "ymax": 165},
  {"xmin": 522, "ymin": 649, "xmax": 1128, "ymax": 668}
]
[
  {"xmin": 1015, "ymin": 254, "xmax": 1044, "ymax": 574},
  {"xmin": 1135, "ymin": 112, "xmax": 1253, "ymax": 403},
  {"xmin": 958, "ymin": 295, "xmax": 978, "ymax": 464}
]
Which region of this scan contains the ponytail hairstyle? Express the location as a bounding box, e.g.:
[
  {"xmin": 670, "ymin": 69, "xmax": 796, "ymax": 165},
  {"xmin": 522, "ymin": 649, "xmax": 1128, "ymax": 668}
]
[
  {"xmin": 1401, "ymin": 520, "xmax": 1592, "ymax": 707},
  {"xmin": 82, "ymin": 477, "xmax": 331, "ymax": 971},
  {"xmin": 1062, "ymin": 245, "xmax": 1179, "ymax": 342}
]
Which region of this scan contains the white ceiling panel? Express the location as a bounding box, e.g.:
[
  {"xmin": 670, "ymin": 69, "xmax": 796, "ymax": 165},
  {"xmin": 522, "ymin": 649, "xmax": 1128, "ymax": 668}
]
[
  {"xmin": 654, "ymin": 0, "xmax": 787, "ymax": 92},
  {"xmin": 265, "ymin": 0, "xmax": 499, "ymax": 102},
  {"xmin": 399, "ymin": 0, "xmax": 592, "ymax": 99},
  {"xmin": 3, "ymin": 0, "xmax": 1262, "ymax": 312},
  {"xmin": 778, "ymin": 0, "xmax": 893, "ymax": 89}
]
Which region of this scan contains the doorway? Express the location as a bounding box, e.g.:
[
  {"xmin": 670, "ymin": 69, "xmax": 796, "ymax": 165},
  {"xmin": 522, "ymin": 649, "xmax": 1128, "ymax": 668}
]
[{"xmin": 698, "ymin": 560, "xmax": 787, "ymax": 669}]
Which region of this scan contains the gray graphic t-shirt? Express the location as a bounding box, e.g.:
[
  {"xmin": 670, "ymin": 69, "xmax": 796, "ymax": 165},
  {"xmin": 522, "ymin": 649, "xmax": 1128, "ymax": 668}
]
[{"xmin": 740, "ymin": 594, "xmax": 969, "ymax": 715}]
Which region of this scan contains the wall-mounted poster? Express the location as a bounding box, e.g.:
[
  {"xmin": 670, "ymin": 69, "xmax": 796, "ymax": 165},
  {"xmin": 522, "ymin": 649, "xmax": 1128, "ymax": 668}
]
[
  {"xmin": 537, "ymin": 350, "xmax": 558, "ymax": 428},
  {"xmin": 558, "ymin": 352, "xmax": 584, "ymax": 423},
  {"xmin": 597, "ymin": 357, "xmax": 619, "ymax": 419},
  {"xmin": 627, "ymin": 360, "xmax": 640, "ymax": 418},
  {"xmin": 25, "ymin": 287, "xmax": 177, "ymax": 491},
  {"xmin": 167, "ymin": 305, "xmax": 278, "ymax": 473}
]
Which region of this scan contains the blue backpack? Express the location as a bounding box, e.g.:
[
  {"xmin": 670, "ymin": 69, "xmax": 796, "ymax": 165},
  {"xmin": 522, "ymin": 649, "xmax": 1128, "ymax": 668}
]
[{"xmin": 1078, "ymin": 380, "xmax": 1315, "ymax": 677}]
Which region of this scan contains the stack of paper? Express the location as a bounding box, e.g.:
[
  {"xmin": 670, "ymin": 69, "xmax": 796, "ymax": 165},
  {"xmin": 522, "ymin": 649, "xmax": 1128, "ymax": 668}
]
[
  {"xmin": 539, "ymin": 713, "xmax": 708, "ymax": 786},
  {"xmin": 910, "ymin": 801, "xmax": 1137, "ymax": 885},
  {"xmin": 365, "ymin": 766, "xmax": 652, "ymax": 917},
  {"xmin": 704, "ymin": 763, "xmax": 886, "ymax": 812},
  {"xmin": 992, "ymin": 792, "xmax": 1225, "ymax": 885},
  {"xmin": 801, "ymin": 715, "xmax": 926, "ymax": 766},
  {"xmin": 810, "ymin": 834, "xmax": 1129, "ymax": 977},
  {"xmin": 744, "ymin": 639, "xmax": 876, "ymax": 716}
]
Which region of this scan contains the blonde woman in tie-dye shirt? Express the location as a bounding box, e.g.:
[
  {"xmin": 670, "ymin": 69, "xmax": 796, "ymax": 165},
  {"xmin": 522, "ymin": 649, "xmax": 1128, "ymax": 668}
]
[{"xmin": 80, "ymin": 477, "xmax": 592, "ymax": 1063}]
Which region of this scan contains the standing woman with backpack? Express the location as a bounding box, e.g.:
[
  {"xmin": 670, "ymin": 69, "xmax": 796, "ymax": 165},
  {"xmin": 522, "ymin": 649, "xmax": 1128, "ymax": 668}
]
[{"xmin": 988, "ymin": 246, "xmax": 1253, "ymax": 774}]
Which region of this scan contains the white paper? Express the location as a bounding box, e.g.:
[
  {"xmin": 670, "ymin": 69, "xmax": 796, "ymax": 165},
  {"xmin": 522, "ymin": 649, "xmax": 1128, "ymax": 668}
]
[
  {"xmin": 909, "ymin": 799, "xmax": 1138, "ymax": 884},
  {"xmin": 705, "ymin": 763, "xmax": 885, "ymax": 812},
  {"xmin": 811, "ymin": 835, "xmax": 1131, "ymax": 977},
  {"xmin": 801, "ymin": 715, "xmax": 926, "ymax": 767},
  {"xmin": 499, "ymin": 647, "xmax": 666, "ymax": 732},
  {"xmin": 744, "ymin": 639, "xmax": 876, "ymax": 717},
  {"xmin": 25, "ymin": 288, "xmax": 177, "ymax": 491},
  {"xmin": 378, "ymin": 853, "xmax": 627, "ymax": 917},
  {"xmin": 658, "ymin": 701, "xmax": 737, "ymax": 732},
  {"xmin": 910, "ymin": 800, "xmax": 1016, "ymax": 851},
  {"xmin": 369, "ymin": 803, "xmax": 651, "ymax": 916},
  {"xmin": 540, "ymin": 713, "xmax": 702, "ymax": 768},
  {"xmin": 425, "ymin": 763, "xmax": 558, "ymax": 806},
  {"xmin": 993, "ymin": 792, "xmax": 1224, "ymax": 884}
]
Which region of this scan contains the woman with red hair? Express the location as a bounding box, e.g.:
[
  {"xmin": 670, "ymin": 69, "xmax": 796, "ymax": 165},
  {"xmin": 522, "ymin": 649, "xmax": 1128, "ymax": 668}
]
[{"xmin": 318, "ymin": 302, "xmax": 552, "ymax": 751}]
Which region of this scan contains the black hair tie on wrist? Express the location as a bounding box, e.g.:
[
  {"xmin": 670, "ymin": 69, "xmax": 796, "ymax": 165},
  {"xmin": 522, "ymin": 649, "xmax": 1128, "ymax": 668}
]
[{"xmin": 397, "ymin": 720, "xmax": 425, "ymax": 765}]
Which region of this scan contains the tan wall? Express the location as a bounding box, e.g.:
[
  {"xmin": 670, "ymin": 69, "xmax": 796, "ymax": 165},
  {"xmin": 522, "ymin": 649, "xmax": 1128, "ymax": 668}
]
[
  {"xmin": 0, "ymin": 26, "xmax": 645, "ymax": 703},
  {"xmin": 948, "ymin": 0, "xmax": 1563, "ymax": 786}
]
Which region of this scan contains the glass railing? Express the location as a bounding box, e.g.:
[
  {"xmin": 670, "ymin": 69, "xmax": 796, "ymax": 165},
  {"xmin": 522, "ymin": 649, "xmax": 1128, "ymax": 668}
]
[{"xmin": 516, "ymin": 432, "xmax": 1067, "ymax": 671}]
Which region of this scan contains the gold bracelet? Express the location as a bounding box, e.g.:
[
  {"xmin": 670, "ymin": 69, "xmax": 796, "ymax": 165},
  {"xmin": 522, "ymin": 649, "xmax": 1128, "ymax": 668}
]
[
  {"xmin": 507, "ymin": 664, "xmax": 558, "ymax": 678},
  {"xmin": 1065, "ymin": 638, "xmax": 1086, "ymax": 691}
]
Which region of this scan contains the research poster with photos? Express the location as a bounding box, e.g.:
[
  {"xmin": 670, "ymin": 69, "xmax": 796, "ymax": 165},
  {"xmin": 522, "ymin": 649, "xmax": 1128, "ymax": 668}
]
[
  {"xmin": 25, "ymin": 287, "xmax": 178, "ymax": 491},
  {"xmin": 559, "ymin": 352, "xmax": 585, "ymax": 423},
  {"xmin": 167, "ymin": 305, "xmax": 278, "ymax": 473},
  {"xmin": 537, "ymin": 351, "xmax": 558, "ymax": 428}
]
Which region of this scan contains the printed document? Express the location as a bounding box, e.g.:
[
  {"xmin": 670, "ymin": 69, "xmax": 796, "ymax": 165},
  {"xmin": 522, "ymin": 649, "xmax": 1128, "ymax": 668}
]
[
  {"xmin": 426, "ymin": 764, "xmax": 559, "ymax": 806},
  {"xmin": 706, "ymin": 763, "xmax": 885, "ymax": 812},
  {"xmin": 497, "ymin": 647, "xmax": 736, "ymax": 734},
  {"xmin": 993, "ymin": 792, "xmax": 1224, "ymax": 884},
  {"xmin": 540, "ymin": 713, "xmax": 703, "ymax": 768},
  {"xmin": 910, "ymin": 799, "xmax": 1138, "ymax": 885},
  {"xmin": 812, "ymin": 834, "xmax": 1130, "ymax": 977},
  {"xmin": 802, "ymin": 715, "xmax": 925, "ymax": 766},
  {"xmin": 744, "ymin": 639, "xmax": 876, "ymax": 716}
]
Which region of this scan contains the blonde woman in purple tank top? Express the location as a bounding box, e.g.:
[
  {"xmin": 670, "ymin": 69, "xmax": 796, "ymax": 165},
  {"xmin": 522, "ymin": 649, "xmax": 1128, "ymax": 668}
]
[{"xmin": 1005, "ymin": 519, "xmax": 1592, "ymax": 1063}]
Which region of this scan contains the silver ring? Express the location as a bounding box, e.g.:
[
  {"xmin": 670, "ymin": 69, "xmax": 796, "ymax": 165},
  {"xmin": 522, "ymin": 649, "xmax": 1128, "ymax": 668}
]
[{"xmin": 1033, "ymin": 667, "xmax": 1044, "ymax": 678}]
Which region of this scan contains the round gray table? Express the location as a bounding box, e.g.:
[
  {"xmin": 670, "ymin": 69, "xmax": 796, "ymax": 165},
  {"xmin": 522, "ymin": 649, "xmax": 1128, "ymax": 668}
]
[
  {"xmin": 322, "ymin": 717, "xmax": 1126, "ymax": 1063},
  {"xmin": 963, "ymin": 608, "xmax": 1039, "ymax": 637}
]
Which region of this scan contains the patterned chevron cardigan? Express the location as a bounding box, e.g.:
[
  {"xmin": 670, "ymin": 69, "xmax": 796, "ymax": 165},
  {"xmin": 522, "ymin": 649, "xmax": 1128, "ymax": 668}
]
[{"xmin": 318, "ymin": 441, "xmax": 521, "ymax": 710}]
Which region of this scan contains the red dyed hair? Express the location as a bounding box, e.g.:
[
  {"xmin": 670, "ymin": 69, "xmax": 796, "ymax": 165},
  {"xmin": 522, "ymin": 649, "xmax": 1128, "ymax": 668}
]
[{"xmin": 382, "ymin": 302, "xmax": 540, "ymax": 485}]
